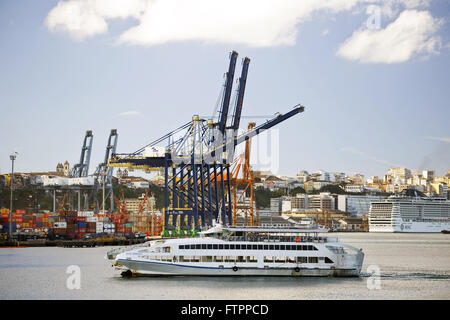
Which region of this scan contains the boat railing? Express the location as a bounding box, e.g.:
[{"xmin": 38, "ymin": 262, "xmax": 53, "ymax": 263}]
[{"xmin": 221, "ymin": 235, "xmax": 329, "ymax": 243}]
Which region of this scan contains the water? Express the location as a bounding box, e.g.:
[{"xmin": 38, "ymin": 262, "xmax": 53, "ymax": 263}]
[{"xmin": 0, "ymin": 233, "xmax": 449, "ymax": 300}]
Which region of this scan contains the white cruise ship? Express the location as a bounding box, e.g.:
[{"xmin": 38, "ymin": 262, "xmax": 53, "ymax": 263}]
[
  {"xmin": 369, "ymin": 195, "xmax": 450, "ymax": 233},
  {"xmin": 109, "ymin": 224, "xmax": 364, "ymax": 277}
]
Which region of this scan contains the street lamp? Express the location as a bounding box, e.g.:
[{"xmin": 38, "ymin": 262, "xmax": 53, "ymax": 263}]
[{"xmin": 9, "ymin": 152, "xmax": 18, "ymax": 240}]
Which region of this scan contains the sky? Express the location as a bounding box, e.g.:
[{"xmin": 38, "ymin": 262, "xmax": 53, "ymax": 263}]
[{"xmin": 0, "ymin": 0, "xmax": 449, "ymax": 179}]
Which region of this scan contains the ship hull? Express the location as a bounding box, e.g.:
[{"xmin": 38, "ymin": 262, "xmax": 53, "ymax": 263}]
[
  {"xmin": 370, "ymin": 220, "xmax": 450, "ymax": 233},
  {"xmin": 114, "ymin": 259, "xmax": 361, "ymax": 277}
]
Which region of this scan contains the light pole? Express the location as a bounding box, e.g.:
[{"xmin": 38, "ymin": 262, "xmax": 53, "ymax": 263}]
[{"xmin": 9, "ymin": 152, "xmax": 18, "ymax": 240}]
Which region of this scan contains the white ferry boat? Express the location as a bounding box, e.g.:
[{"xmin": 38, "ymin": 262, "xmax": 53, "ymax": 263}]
[
  {"xmin": 369, "ymin": 195, "xmax": 450, "ymax": 233},
  {"xmin": 110, "ymin": 224, "xmax": 364, "ymax": 277}
]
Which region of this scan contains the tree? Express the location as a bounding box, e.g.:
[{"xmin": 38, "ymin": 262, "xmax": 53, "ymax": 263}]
[
  {"xmin": 290, "ymin": 186, "xmax": 306, "ymax": 196},
  {"xmin": 319, "ymin": 184, "xmax": 345, "ymax": 194}
]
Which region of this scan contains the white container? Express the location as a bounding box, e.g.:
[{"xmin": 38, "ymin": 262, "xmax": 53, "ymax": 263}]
[
  {"xmin": 54, "ymin": 222, "xmax": 67, "ymax": 228},
  {"xmin": 68, "ymin": 177, "xmax": 95, "ymax": 186},
  {"xmin": 144, "ymin": 146, "xmax": 166, "ymax": 157}
]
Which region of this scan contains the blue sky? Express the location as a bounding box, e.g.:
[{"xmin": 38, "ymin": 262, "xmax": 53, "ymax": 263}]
[{"xmin": 0, "ymin": 0, "xmax": 449, "ymax": 179}]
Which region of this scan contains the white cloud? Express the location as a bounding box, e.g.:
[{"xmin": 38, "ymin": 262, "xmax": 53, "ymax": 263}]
[
  {"xmin": 118, "ymin": 110, "xmax": 140, "ymax": 116},
  {"xmin": 45, "ymin": 0, "xmax": 148, "ymax": 40},
  {"xmin": 45, "ymin": 0, "xmax": 366, "ymax": 46},
  {"xmin": 426, "ymin": 136, "xmax": 450, "ymax": 143},
  {"xmin": 337, "ymin": 10, "xmax": 443, "ymax": 63}
]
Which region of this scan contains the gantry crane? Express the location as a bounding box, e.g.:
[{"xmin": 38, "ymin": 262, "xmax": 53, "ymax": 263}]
[
  {"xmin": 71, "ymin": 130, "xmax": 93, "ymax": 178},
  {"xmin": 108, "ymin": 51, "xmax": 305, "ymax": 233},
  {"xmin": 93, "ymin": 129, "xmax": 118, "ymax": 213}
]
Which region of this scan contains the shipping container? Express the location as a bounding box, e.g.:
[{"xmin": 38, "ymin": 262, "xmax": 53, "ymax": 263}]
[{"xmin": 54, "ymin": 222, "xmax": 67, "ymax": 228}]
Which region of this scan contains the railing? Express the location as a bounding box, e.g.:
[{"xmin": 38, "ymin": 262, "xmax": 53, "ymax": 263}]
[{"xmin": 219, "ymin": 235, "xmax": 329, "ymax": 243}]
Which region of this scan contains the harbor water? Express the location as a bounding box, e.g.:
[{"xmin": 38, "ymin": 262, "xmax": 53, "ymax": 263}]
[{"xmin": 0, "ymin": 233, "xmax": 449, "ymax": 300}]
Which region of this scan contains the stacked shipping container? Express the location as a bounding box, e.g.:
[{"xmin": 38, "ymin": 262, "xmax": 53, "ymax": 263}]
[{"xmin": 0, "ymin": 209, "xmax": 163, "ymax": 239}]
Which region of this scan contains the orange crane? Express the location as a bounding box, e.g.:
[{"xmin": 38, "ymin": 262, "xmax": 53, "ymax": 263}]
[
  {"xmin": 230, "ymin": 122, "xmax": 256, "ymax": 226},
  {"xmin": 113, "ymin": 192, "xmax": 126, "ymax": 216},
  {"xmin": 57, "ymin": 193, "xmax": 68, "ymax": 220},
  {"xmin": 138, "ymin": 190, "xmax": 149, "ymax": 213}
]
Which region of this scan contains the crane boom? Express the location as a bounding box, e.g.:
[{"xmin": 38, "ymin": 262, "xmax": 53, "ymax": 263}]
[
  {"xmin": 218, "ymin": 50, "xmax": 238, "ymax": 133},
  {"xmin": 108, "ymin": 104, "xmax": 304, "ymax": 169},
  {"xmin": 71, "ymin": 130, "xmax": 93, "ymax": 177},
  {"xmin": 231, "ymin": 57, "xmax": 250, "ymax": 130}
]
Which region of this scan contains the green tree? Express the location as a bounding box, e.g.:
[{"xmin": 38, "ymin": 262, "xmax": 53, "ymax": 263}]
[
  {"xmin": 319, "ymin": 184, "xmax": 345, "ymax": 194},
  {"xmin": 290, "ymin": 186, "xmax": 306, "ymax": 196}
]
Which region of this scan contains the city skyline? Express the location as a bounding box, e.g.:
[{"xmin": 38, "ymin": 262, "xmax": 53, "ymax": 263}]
[{"xmin": 1, "ymin": 0, "xmax": 449, "ymax": 179}]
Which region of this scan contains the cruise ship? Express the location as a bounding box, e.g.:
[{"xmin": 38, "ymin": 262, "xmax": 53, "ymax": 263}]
[
  {"xmin": 109, "ymin": 224, "xmax": 364, "ymax": 277},
  {"xmin": 369, "ymin": 192, "xmax": 450, "ymax": 233}
]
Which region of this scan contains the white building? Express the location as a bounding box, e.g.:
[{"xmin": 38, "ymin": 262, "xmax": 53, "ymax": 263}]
[
  {"xmin": 345, "ymin": 185, "xmax": 365, "ymax": 193},
  {"xmin": 338, "ymin": 195, "xmax": 386, "ymax": 217}
]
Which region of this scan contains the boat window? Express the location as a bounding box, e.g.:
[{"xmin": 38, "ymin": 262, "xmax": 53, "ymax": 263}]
[
  {"xmin": 230, "ymin": 244, "xmax": 235, "ymax": 250},
  {"xmin": 207, "ymin": 244, "xmax": 212, "ymax": 249},
  {"xmin": 297, "ymin": 257, "xmax": 307, "ymax": 263},
  {"xmin": 275, "ymin": 256, "xmax": 285, "ymax": 263},
  {"xmin": 287, "ymin": 257, "xmax": 295, "ymax": 263},
  {"xmin": 274, "ymin": 245, "xmax": 280, "ymax": 250},
  {"xmin": 252, "ymin": 245, "xmax": 257, "ymax": 250},
  {"xmin": 264, "ymin": 256, "xmax": 273, "ymax": 263},
  {"xmin": 269, "ymin": 245, "xmax": 274, "ymax": 250},
  {"xmin": 325, "ymin": 257, "xmax": 334, "ymax": 264},
  {"xmin": 201, "ymin": 244, "xmax": 207, "ymax": 249},
  {"xmin": 308, "ymin": 257, "xmax": 318, "ymax": 263},
  {"xmin": 219, "ymin": 244, "xmax": 224, "ymax": 249},
  {"xmin": 280, "ymin": 245, "xmax": 285, "ymax": 250},
  {"xmin": 195, "ymin": 244, "xmax": 201, "ymax": 249},
  {"xmin": 179, "ymin": 245, "xmax": 185, "ymax": 249},
  {"xmin": 235, "ymin": 244, "xmax": 241, "ymax": 250},
  {"xmin": 163, "ymin": 246, "xmax": 171, "ymax": 253},
  {"xmin": 249, "ymin": 256, "xmax": 257, "ymax": 263},
  {"xmin": 263, "ymin": 245, "xmax": 268, "ymax": 250},
  {"xmin": 258, "ymin": 245, "xmax": 263, "ymax": 250},
  {"xmin": 201, "ymin": 256, "xmax": 213, "ymax": 262},
  {"xmin": 286, "ymin": 245, "xmax": 291, "ymax": 250},
  {"xmin": 213, "ymin": 244, "xmax": 218, "ymax": 249},
  {"xmin": 190, "ymin": 244, "xmax": 196, "ymax": 249},
  {"xmin": 224, "ymin": 244, "xmax": 230, "ymax": 249},
  {"xmin": 215, "ymin": 256, "xmax": 223, "ymax": 262},
  {"xmin": 225, "ymin": 256, "xmax": 236, "ymax": 263},
  {"xmin": 237, "ymin": 256, "xmax": 245, "ymax": 262}
]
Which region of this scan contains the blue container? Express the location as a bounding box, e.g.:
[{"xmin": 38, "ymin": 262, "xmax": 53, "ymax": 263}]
[
  {"xmin": 4, "ymin": 223, "xmax": 17, "ymax": 233},
  {"xmin": 36, "ymin": 222, "xmax": 43, "ymax": 227},
  {"xmin": 77, "ymin": 222, "xmax": 87, "ymax": 228}
]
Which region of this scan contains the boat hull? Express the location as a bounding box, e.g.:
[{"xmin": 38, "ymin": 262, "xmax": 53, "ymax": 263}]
[{"xmin": 115, "ymin": 259, "xmax": 361, "ymax": 277}]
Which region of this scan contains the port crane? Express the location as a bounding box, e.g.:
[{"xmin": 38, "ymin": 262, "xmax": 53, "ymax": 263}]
[
  {"xmin": 108, "ymin": 51, "xmax": 305, "ymax": 233},
  {"xmin": 71, "ymin": 130, "xmax": 93, "ymax": 178},
  {"xmin": 92, "ymin": 129, "xmax": 118, "ymax": 213}
]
